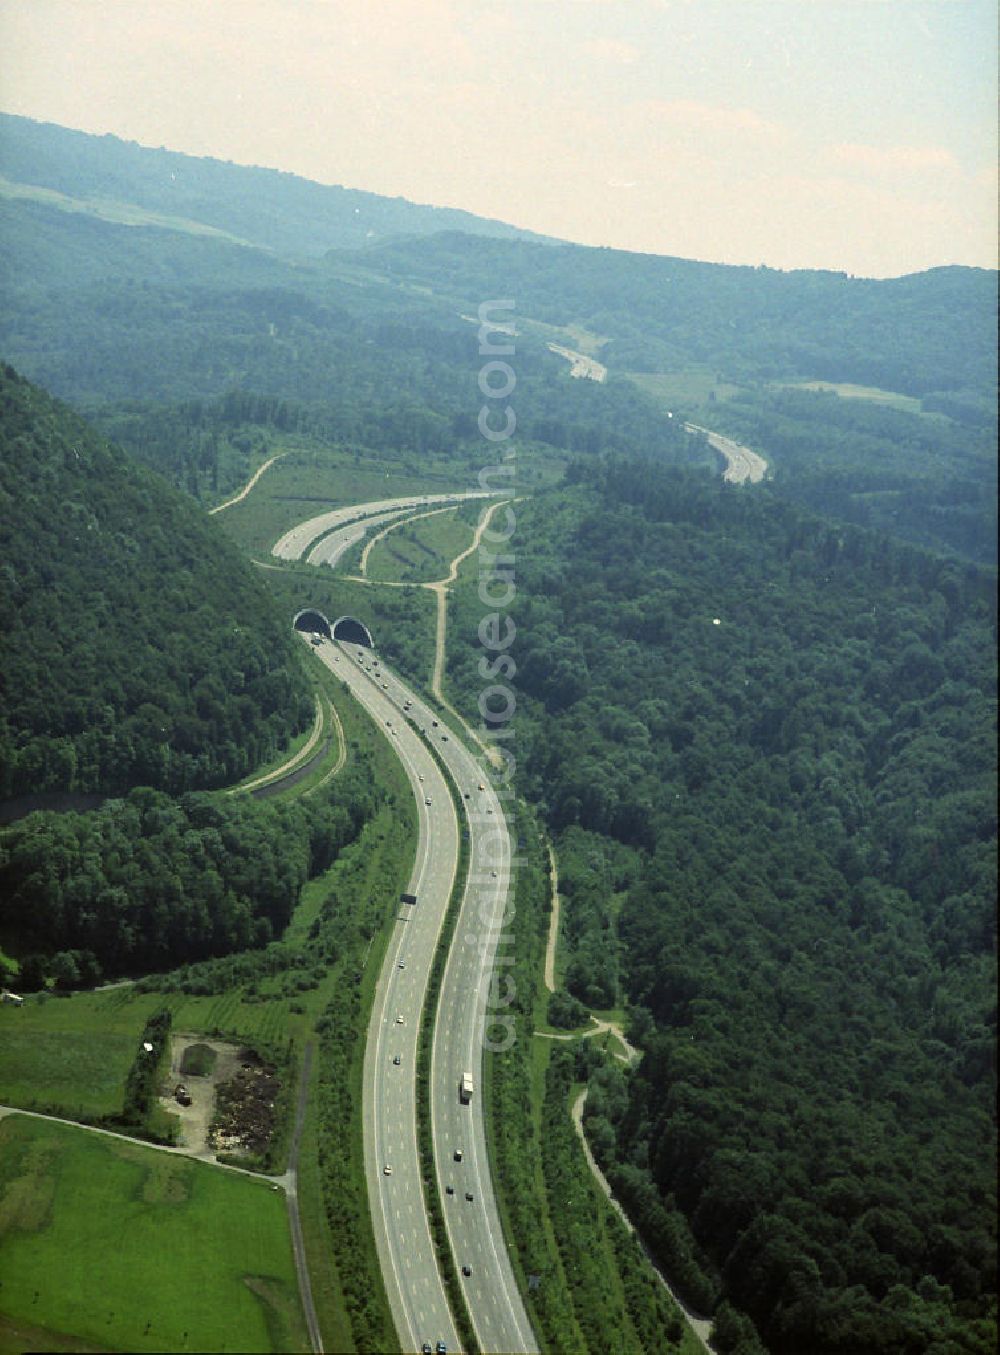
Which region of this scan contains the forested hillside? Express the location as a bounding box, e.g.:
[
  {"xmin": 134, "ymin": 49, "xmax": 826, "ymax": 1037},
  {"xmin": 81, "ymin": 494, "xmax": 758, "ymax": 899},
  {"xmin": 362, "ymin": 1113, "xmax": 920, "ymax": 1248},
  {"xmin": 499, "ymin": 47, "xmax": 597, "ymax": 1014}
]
[
  {"xmin": 0, "ymin": 113, "xmax": 551, "ymax": 255},
  {"xmin": 351, "ymin": 231, "xmax": 998, "ymax": 400},
  {"xmin": 0, "ymin": 363, "xmax": 311, "ymax": 796},
  {"xmin": 0, "ymin": 772, "xmax": 374, "ymax": 985},
  {"xmin": 447, "ymin": 461, "xmax": 997, "ymax": 1354}
]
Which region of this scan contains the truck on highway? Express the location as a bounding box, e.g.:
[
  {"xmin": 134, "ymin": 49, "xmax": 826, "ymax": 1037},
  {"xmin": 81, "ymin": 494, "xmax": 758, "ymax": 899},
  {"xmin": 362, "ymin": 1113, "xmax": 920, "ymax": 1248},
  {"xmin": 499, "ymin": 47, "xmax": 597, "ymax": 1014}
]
[{"xmin": 459, "ymin": 1072, "xmax": 474, "ymax": 1104}]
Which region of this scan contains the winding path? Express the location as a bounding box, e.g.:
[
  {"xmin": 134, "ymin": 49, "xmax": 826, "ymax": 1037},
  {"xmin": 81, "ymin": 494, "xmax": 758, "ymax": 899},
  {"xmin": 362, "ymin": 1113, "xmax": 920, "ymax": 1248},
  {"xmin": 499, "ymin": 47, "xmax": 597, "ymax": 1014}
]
[
  {"xmin": 571, "ymin": 1088, "xmax": 713, "ymax": 1352},
  {"xmin": 208, "ymin": 453, "xmax": 284, "ymax": 515},
  {"xmin": 228, "ymin": 694, "xmax": 324, "ymax": 795}
]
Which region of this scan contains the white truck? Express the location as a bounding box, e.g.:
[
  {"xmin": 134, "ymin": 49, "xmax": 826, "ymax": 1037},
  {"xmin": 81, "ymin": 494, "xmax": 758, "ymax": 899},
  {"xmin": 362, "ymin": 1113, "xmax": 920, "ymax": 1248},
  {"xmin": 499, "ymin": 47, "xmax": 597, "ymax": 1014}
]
[{"xmin": 459, "ymin": 1072, "xmax": 474, "ymax": 1105}]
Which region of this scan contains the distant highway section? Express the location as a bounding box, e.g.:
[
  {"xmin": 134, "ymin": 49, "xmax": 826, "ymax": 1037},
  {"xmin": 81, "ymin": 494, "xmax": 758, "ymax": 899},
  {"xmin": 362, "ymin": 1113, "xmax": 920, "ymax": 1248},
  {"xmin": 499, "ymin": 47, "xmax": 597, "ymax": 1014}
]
[
  {"xmin": 273, "ymin": 492, "xmax": 500, "ymax": 562},
  {"xmin": 684, "ymin": 421, "xmax": 767, "ymax": 484}
]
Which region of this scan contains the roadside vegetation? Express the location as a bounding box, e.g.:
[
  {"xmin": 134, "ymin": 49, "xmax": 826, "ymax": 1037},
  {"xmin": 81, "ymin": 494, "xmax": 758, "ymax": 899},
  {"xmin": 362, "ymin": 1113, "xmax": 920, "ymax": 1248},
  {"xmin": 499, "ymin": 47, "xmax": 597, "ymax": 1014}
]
[{"xmin": 483, "ymin": 804, "xmax": 698, "ymax": 1353}]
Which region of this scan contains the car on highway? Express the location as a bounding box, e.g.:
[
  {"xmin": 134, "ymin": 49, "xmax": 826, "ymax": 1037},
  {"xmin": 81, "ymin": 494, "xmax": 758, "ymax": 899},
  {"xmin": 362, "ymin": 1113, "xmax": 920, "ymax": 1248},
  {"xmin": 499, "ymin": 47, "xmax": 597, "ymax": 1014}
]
[
  {"xmin": 383, "ymin": 1164, "xmax": 393, "ymax": 1176},
  {"xmin": 453, "ymin": 1148, "xmax": 463, "ymax": 1161},
  {"xmin": 478, "ymin": 782, "xmax": 485, "ymax": 791},
  {"xmin": 393, "ymin": 1054, "xmax": 401, "ymax": 1065},
  {"xmin": 395, "ymin": 1014, "xmax": 405, "ymax": 1024},
  {"xmin": 445, "ymin": 1185, "xmax": 454, "ymax": 1195},
  {"xmin": 425, "ymin": 797, "xmax": 432, "ymax": 805},
  {"xmin": 462, "ymin": 1265, "xmax": 472, "ymax": 1277},
  {"xmin": 465, "ymin": 1191, "xmax": 474, "ymax": 1201},
  {"xmin": 398, "ymin": 960, "xmax": 405, "ymax": 969}
]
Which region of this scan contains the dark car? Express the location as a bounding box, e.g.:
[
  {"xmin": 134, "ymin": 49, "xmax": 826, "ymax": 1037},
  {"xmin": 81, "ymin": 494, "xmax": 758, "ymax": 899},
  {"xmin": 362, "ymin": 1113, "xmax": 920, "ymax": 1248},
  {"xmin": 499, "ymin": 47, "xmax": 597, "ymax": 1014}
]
[
  {"xmin": 445, "ymin": 1185, "xmax": 454, "ymax": 1194},
  {"xmin": 462, "ymin": 1265, "xmax": 472, "ymax": 1276},
  {"xmin": 465, "ymin": 1192, "xmax": 474, "ymax": 1201}
]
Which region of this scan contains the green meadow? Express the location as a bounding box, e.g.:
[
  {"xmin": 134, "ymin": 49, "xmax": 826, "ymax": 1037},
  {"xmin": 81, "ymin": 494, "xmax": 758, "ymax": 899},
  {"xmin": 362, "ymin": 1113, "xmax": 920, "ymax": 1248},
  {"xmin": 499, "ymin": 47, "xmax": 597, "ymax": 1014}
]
[{"xmin": 0, "ymin": 1114, "xmax": 307, "ymax": 1353}]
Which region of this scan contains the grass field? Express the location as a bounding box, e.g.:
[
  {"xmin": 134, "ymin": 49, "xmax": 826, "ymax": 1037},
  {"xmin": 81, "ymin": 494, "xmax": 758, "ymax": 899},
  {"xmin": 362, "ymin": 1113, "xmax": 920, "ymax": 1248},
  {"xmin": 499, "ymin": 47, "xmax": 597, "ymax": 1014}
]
[
  {"xmin": 0, "ymin": 1114, "xmax": 308, "ymax": 1353},
  {"xmin": 774, "ymin": 379, "xmax": 923, "ymax": 413},
  {"xmin": 366, "ymin": 507, "xmax": 475, "ymax": 583},
  {"xmin": 625, "ymin": 368, "xmax": 742, "ymax": 410},
  {"xmin": 215, "ymin": 443, "xmax": 478, "ymax": 558}
]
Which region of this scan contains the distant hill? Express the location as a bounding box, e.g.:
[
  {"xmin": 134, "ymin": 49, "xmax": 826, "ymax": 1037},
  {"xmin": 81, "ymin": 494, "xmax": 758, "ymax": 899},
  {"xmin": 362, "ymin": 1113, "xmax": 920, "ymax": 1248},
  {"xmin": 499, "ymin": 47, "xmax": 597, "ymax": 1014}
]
[
  {"xmin": 0, "ymin": 363, "xmax": 312, "ymax": 797},
  {"xmin": 353, "ymin": 231, "xmax": 998, "ymax": 400},
  {"xmin": 0, "ymin": 113, "xmax": 554, "ymax": 256}
]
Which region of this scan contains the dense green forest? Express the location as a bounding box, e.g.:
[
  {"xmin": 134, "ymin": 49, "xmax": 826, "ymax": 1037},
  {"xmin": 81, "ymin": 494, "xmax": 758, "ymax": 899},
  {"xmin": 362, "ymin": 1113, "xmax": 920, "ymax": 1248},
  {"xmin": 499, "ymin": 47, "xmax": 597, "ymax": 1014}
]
[
  {"xmin": 0, "ymin": 363, "xmax": 311, "ymax": 796},
  {"xmin": 446, "ymin": 460, "xmax": 997, "ymax": 1353},
  {"xmin": 0, "ymin": 771, "xmax": 375, "ymax": 982}
]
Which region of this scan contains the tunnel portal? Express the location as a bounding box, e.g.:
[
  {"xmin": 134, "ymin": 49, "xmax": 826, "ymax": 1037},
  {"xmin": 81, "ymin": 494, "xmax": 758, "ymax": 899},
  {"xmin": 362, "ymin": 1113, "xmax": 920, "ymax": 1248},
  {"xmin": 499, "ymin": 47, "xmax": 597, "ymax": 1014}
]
[
  {"xmin": 331, "ymin": 615, "xmax": 374, "ymax": 648},
  {"xmin": 292, "ymin": 610, "xmax": 374, "ymax": 647},
  {"xmin": 292, "ymin": 608, "xmax": 333, "ymax": 639}
]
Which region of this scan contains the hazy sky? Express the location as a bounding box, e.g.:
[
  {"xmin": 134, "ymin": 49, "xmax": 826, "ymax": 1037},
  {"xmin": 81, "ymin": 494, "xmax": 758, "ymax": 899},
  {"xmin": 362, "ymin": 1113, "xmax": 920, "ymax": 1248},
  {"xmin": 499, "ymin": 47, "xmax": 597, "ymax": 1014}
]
[{"xmin": 1, "ymin": 0, "xmax": 996, "ymax": 276}]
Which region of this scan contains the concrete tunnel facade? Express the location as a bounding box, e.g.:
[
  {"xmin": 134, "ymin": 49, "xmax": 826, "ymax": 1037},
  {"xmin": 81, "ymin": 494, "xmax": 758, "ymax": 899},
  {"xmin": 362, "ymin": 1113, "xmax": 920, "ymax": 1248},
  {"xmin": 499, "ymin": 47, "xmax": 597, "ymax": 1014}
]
[{"xmin": 292, "ymin": 609, "xmax": 374, "ymax": 648}]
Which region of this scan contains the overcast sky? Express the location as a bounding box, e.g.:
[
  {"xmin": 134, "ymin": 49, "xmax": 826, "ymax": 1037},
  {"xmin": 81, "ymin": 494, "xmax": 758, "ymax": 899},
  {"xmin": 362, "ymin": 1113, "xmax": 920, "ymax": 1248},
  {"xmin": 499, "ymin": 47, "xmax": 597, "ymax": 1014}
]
[{"xmin": 1, "ymin": 0, "xmax": 996, "ymax": 277}]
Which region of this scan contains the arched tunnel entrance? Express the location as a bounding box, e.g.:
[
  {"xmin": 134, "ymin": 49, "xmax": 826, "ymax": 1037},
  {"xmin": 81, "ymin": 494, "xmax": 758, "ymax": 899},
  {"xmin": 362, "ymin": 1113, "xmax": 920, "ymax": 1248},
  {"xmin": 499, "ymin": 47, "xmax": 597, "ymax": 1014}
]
[
  {"xmin": 292, "ymin": 608, "xmax": 333, "ymax": 639},
  {"xmin": 331, "ymin": 615, "xmax": 374, "ymax": 648},
  {"xmin": 291, "ymin": 610, "xmax": 374, "ymax": 648}
]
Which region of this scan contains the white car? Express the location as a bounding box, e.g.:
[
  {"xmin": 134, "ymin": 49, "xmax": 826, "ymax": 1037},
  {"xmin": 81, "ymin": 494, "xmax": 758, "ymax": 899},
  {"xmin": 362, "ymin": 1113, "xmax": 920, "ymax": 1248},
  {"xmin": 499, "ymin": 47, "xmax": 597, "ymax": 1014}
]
[
  {"xmin": 395, "ymin": 1014, "xmax": 405, "ymax": 1024},
  {"xmin": 425, "ymin": 797, "xmax": 432, "ymax": 806},
  {"xmin": 383, "ymin": 1164, "xmax": 393, "ymax": 1176}
]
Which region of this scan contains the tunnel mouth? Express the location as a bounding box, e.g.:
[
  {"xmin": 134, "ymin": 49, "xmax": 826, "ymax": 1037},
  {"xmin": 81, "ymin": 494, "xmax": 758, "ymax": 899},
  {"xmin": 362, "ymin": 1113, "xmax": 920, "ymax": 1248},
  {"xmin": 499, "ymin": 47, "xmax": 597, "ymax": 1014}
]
[
  {"xmin": 331, "ymin": 615, "xmax": 374, "ymax": 648},
  {"xmin": 292, "ymin": 608, "xmax": 332, "ymax": 639},
  {"xmin": 292, "ymin": 609, "xmax": 374, "ymax": 648}
]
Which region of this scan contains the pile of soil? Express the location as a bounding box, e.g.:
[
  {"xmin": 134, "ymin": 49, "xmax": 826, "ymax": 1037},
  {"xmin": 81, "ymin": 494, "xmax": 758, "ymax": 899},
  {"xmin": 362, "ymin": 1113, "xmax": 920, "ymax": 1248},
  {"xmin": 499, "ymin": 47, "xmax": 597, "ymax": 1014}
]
[{"xmin": 208, "ymin": 1053, "xmax": 281, "ymax": 1156}]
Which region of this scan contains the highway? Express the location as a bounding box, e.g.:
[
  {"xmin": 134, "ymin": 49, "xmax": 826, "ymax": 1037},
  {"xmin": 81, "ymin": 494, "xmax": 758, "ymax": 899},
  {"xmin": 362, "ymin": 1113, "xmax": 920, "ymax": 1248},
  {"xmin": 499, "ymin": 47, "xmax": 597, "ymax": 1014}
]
[
  {"xmin": 310, "ymin": 635, "xmax": 459, "ymax": 1354},
  {"xmin": 310, "ymin": 634, "xmax": 537, "ymax": 1354}
]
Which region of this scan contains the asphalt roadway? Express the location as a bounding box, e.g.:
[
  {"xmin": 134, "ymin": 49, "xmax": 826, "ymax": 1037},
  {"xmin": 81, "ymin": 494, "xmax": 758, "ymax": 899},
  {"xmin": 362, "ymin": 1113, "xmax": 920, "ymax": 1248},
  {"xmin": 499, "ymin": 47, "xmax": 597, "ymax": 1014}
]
[{"xmin": 311, "ymin": 635, "xmax": 536, "ymax": 1354}]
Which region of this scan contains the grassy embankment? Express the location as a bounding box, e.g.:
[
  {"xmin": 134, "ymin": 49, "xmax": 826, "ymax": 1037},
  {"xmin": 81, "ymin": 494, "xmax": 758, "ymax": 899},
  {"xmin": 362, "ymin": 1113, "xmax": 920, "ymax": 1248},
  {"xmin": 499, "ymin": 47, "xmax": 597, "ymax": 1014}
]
[{"xmin": 479, "ymin": 806, "xmax": 699, "ymax": 1354}]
